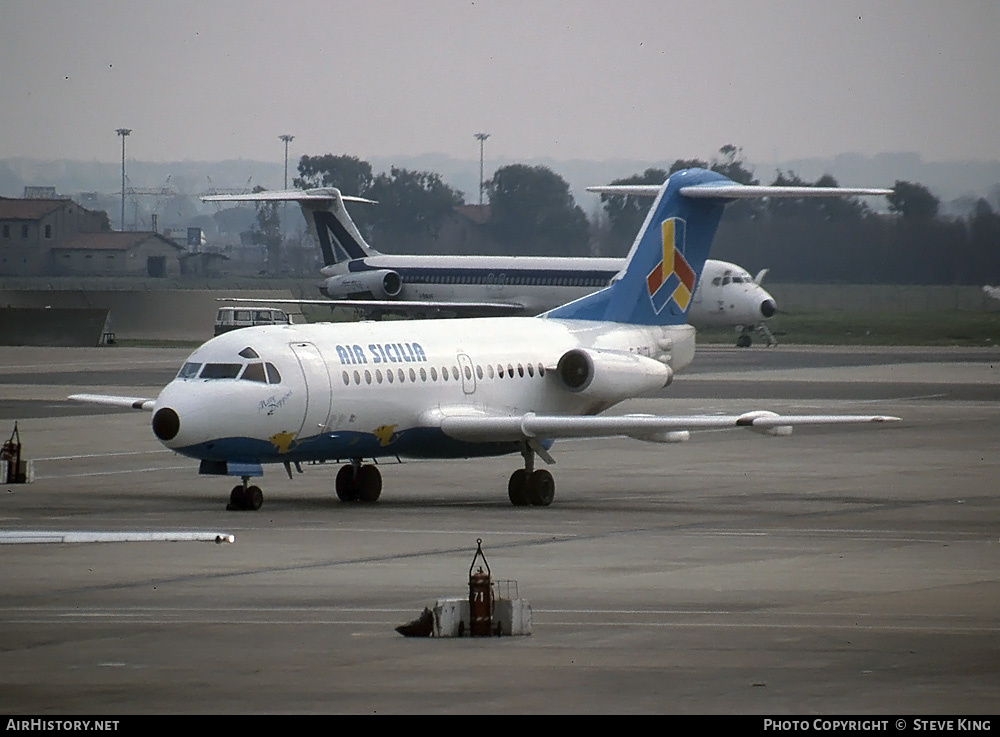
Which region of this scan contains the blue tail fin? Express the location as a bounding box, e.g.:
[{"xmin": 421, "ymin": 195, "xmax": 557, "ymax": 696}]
[{"xmin": 544, "ymin": 168, "xmax": 729, "ymax": 326}]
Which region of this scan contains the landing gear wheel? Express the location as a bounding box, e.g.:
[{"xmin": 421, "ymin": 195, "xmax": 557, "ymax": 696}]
[
  {"xmin": 736, "ymin": 334, "xmax": 752, "ymax": 348},
  {"xmin": 357, "ymin": 465, "xmax": 382, "ymax": 503},
  {"xmin": 528, "ymin": 469, "xmax": 555, "ymax": 507},
  {"xmin": 335, "ymin": 464, "xmax": 360, "ymax": 502},
  {"xmin": 227, "ymin": 485, "xmax": 247, "ymax": 511},
  {"xmin": 508, "ymin": 469, "xmax": 530, "ymax": 506},
  {"xmin": 245, "ymin": 485, "xmax": 264, "ymax": 511}
]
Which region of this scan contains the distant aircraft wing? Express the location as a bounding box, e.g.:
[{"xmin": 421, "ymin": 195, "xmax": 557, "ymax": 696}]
[
  {"xmin": 437, "ymin": 410, "xmax": 900, "ymax": 446},
  {"xmin": 215, "ymin": 296, "xmax": 528, "ymax": 317},
  {"xmin": 68, "ymin": 394, "xmax": 156, "ymax": 411}
]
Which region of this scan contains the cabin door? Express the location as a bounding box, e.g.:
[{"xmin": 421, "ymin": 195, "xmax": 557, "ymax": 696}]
[{"xmin": 290, "ymin": 342, "xmax": 333, "ymax": 438}]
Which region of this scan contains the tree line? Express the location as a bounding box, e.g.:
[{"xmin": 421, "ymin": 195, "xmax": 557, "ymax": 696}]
[{"xmin": 249, "ymin": 145, "xmax": 1000, "ymax": 285}]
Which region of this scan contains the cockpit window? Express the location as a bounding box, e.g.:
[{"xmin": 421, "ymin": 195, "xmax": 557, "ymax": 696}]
[
  {"xmin": 239, "ymin": 347, "xmax": 260, "ymax": 359},
  {"xmin": 200, "ymin": 363, "xmax": 242, "ymax": 379},
  {"xmin": 177, "ymin": 362, "xmax": 202, "ymax": 379},
  {"xmin": 241, "ymin": 362, "xmax": 267, "ymax": 383},
  {"xmin": 265, "ymin": 363, "xmax": 282, "ymax": 384},
  {"xmin": 732, "ymin": 276, "xmax": 744, "ymax": 283}
]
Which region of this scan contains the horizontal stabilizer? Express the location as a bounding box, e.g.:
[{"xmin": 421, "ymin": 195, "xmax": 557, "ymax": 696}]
[
  {"xmin": 587, "ymin": 184, "xmax": 893, "ymax": 199},
  {"xmin": 201, "ymin": 188, "xmax": 376, "ymax": 204}
]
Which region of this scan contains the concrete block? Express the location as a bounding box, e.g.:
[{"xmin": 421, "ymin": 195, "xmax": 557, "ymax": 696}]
[
  {"xmin": 432, "ymin": 598, "xmax": 468, "ymax": 638},
  {"xmin": 494, "ymin": 598, "xmax": 533, "ymax": 636},
  {"xmin": 431, "ymin": 597, "xmax": 532, "ymax": 637}
]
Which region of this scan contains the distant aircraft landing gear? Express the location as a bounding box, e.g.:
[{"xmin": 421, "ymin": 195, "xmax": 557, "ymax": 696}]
[
  {"xmin": 736, "ymin": 323, "xmax": 778, "ymax": 348},
  {"xmin": 335, "ymin": 459, "xmax": 382, "ymax": 502},
  {"xmin": 227, "ymin": 476, "xmax": 264, "ymax": 511},
  {"xmin": 758, "ymin": 322, "xmax": 777, "ymax": 347},
  {"xmin": 507, "ymin": 442, "xmax": 555, "ymax": 507}
]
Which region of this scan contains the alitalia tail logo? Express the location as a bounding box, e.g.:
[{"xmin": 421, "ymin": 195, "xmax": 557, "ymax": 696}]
[{"xmin": 646, "ymin": 217, "xmax": 695, "ymax": 314}]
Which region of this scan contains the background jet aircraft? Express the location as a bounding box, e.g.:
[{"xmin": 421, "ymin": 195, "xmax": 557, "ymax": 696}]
[
  {"xmin": 204, "ymin": 188, "xmax": 778, "ymax": 346},
  {"xmin": 75, "ymin": 168, "xmax": 895, "ymax": 510}
]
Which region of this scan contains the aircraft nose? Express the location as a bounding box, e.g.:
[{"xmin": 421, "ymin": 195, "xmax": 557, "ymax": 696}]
[
  {"xmin": 760, "ymin": 299, "xmax": 777, "ymax": 318},
  {"xmin": 152, "ymin": 407, "xmax": 180, "ymax": 441}
]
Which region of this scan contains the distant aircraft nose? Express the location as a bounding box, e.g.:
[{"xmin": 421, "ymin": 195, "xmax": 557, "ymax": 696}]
[{"xmin": 760, "ymin": 298, "xmax": 777, "ymax": 318}]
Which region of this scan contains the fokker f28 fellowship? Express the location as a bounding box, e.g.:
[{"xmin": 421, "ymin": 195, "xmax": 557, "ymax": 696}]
[
  {"xmin": 72, "ymin": 168, "xmax": 896, "ymax": 510},
  {"xmin": 203, "ymin": 188, "xmax": 779, "ymax": 346}
]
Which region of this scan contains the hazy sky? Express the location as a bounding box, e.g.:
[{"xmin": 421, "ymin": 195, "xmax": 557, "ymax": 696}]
[{"xmin": 3, "ymin": 1, "xmax": 998, "ymax": 167}]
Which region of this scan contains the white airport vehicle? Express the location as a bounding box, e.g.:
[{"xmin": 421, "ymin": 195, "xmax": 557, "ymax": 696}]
[{"xmin": 214, "ymin": 306, "xmax": 293, "ymax": 336}]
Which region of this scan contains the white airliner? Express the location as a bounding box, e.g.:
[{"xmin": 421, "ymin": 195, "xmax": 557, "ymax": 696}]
[
  {"xmin": 72, "ymin": 168, "xmax": 896, "ymax": 510},
  {"xmin": 204, "ymin": 188, "xmax": 779, "ymax": 346}
]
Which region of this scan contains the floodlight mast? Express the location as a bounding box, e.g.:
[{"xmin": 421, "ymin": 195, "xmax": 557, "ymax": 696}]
[
  {"xmin": 475, "ymin": 133, "xmax": 490, "ymax": 206},
  {"xmin": 116, "ymin": 128, "xmax": 132, "ymax": 231}
]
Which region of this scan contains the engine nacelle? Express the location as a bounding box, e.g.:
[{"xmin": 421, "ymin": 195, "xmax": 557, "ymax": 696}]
[
  {"xmin": 322, "ymin": 269, "xmax": 402, "ymax": 299},
  {"xmin": 555, "ymin": 348, "xmax": 673, "ymax": 403}
]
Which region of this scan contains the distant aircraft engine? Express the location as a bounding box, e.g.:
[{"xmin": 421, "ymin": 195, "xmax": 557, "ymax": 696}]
[
  {"xmin": 322, "ymin": 269, "xmax": 403, "ymax": 299},
  {"xmin": 555, "ymin": 348, "xmax": 672, "ymax": 404}
]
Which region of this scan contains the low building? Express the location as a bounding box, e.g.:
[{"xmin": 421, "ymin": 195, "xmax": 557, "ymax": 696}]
[
  {"xmin": 50, "ymin": 231, "xmax": 185, "ymax": 277},
  {"xmin": 0, "ymin": 195, "xmax": 183, "ymax": 277}
]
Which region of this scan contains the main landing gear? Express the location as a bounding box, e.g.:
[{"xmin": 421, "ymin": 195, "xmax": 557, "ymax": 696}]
[
  {"xmin": 335, "ymin": 459, "xmax": 383, "ymax": 502},
  {"xmin": 227, "ymin": 476, "xmax": 264, "ymax": 511},
  {"xmin": 507, "ymin": 441, "xmax": 555, "ymax": 507}
]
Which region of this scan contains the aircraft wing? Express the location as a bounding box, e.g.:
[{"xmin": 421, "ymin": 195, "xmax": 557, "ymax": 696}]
[
  {"xmin": 68, "ymin": 394, "xmax": 156, "ymax": 411},
  {"xmin": 215, "ymin": 296, "xmax": 528, "ymax": 317},
  {"xmin": 438, "ymin": 410, "xmax": 900, "ymax": 444}
]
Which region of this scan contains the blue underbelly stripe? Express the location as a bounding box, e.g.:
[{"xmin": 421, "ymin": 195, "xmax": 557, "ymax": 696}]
[{"xmin": 172, "ymin": 427, "xmax": 526, "ymax": 464}]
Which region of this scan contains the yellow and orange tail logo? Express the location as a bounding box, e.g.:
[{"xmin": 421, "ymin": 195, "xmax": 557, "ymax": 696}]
[{"xmin": 646, "ymin": 218, "xmax": 694, "ymax": 314}]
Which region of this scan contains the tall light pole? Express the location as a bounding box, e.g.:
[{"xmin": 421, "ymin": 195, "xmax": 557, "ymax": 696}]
[
  {"xmin": 279, "ymin": 134, "xmax": 294, "ymax": 190},
  {"xmin": 116, "ymin": 128, "xmax": 132, "ymax": 231},
  {"xmin": 474, "ymin": 133, "xmax": 490, "ymax": 205}
]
